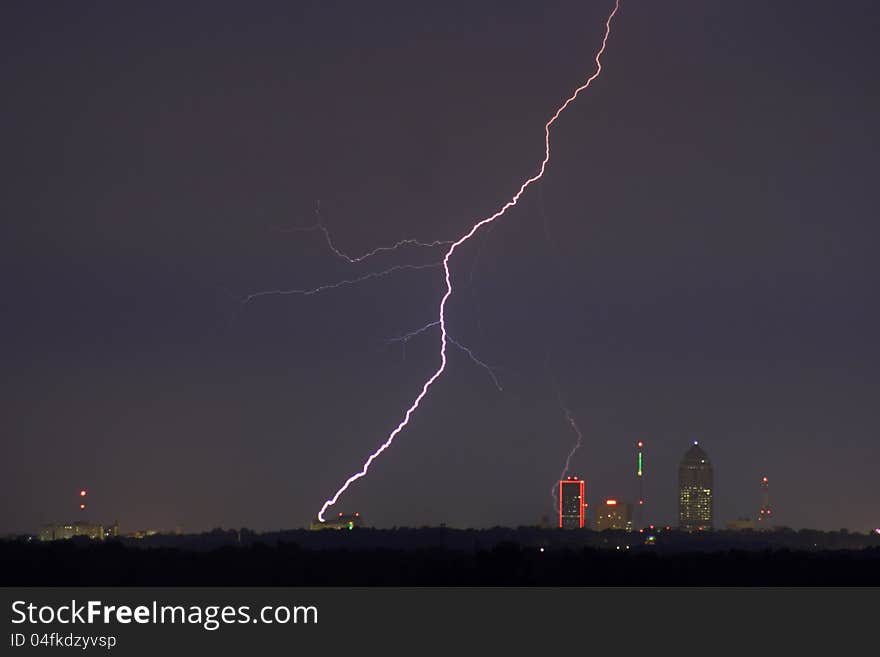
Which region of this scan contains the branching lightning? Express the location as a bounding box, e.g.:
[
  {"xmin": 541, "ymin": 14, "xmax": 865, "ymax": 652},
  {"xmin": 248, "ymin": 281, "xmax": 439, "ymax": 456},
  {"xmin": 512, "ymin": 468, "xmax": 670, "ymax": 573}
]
[
  {"xmin": 241, "ymin": 262, "xmax": 442, "ymax": 303},
  {"xmin": 385, "ymin": 320, "xmax": 441, "ymax": 345},
  {"xmin": 278, "ymin": 202, "xmax": 453, "ymax": 264},
  {"xmin": 447, "ymin": 337, "xmax": 504, "ymax": 392},
  {"xmin": 550, "ymin": 402, "xmax": 585, "ymax": 513},
  {"xmin": 386, "ymin": 321, "xmax": 503, "ymax": 392},
  {"xmin": 313, "ymin": 0, "xmax": 621, "ymax": 521},
  {"xmin": 545, "ymin": 350, "xmax": 586, "ymax": 514}
]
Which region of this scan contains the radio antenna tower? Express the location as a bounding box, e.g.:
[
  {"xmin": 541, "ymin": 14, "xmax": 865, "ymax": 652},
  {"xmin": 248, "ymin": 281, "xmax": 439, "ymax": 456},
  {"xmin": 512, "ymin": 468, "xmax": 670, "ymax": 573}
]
[
  {"xmin": 636, "ymin": 440, "xmax": 644, "ymax": 527},
  {"xmin": 757, "ymin": 476, "xmax": 772, "ymax": 528}
]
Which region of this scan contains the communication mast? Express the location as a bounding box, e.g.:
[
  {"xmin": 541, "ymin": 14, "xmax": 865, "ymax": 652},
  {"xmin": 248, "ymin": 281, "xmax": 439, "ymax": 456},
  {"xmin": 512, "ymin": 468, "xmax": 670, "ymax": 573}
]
[
  {"xmin": 636, "ymin": 440, "xmax": 644, "ymax": 527},
  {"xmin": 757, "ymin": 476, "xmax": 772, "ymax": 528}
]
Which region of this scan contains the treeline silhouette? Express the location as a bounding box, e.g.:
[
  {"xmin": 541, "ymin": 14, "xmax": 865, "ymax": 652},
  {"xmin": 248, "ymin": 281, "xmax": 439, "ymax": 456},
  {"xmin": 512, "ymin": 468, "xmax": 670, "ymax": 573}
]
[{"xmin": 2, "ymin": 527, "xmax": 879, "ymax": 585}]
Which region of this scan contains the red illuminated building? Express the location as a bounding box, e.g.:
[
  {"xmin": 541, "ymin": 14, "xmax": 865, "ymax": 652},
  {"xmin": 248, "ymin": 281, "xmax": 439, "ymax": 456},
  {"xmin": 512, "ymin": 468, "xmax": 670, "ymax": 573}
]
[{"xmin": 558, "ymin": 477, "xmax": 585, "ymax": 529}]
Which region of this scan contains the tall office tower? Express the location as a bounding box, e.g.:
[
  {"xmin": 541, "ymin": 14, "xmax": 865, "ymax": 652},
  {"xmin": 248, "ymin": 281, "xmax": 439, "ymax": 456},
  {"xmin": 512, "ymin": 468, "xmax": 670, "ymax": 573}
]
[
  {"xmin": 559, "ymin": 477, "xmax": 585, "ymax": 529},
  {"xmin": 757, "ymin": 476, "xmax": 772, "ymax": 527},
  {"xmin": 678, "ymin": 441, "xmax": 713, "ymax": 530}
]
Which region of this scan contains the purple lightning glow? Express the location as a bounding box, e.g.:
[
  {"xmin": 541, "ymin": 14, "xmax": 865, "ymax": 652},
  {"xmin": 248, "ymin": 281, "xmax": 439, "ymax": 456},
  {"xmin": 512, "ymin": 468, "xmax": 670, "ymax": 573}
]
[
  {"xmin": 447, "ymin": 337, "xmax": 504, "ymax": 392},
  {"xmin": 387, "ymin": 321, "xmax": 503, "ymax": 391},
  {"xmin": 317, "ymin": 0, "xmax": 621, "ymax": 521},
  {"xmin": 385, "ymin": 320, "xmax": 441, "ymax": 345},
  {"xmin": 551, "ymin": 405, "xmax": 585, "ymax": 513},
  {"xmin": 280, "ymin": 202, "xmax": 453, "ymax": 264},
  {"xmin": 241, "ymin": 262, "xmax": 441, "ymax": 303}
]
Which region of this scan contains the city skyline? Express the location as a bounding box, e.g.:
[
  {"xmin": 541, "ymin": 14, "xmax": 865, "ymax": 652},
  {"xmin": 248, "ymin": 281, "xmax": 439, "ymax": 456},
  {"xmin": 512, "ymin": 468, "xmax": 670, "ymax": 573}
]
[
  {"xmin": 17, "ymin": 438, "xmax": 832, "ymax": 535},
  {"xmin": 2, "ymin": 0, "xmax": 878, "ymax": 535}
]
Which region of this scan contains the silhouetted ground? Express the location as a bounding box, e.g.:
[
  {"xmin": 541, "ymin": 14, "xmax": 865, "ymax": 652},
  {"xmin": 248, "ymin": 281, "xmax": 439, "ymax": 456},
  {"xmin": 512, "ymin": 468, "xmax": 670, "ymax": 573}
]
[{"xmin": 3, "ymin": 528, "xmax": 879, "ymax": 585}]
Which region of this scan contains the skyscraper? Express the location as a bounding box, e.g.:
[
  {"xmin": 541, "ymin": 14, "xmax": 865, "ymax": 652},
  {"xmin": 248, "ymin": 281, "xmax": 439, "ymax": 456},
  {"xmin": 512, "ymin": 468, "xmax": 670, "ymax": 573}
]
[
  {"xmin": 678, "ymin": 441, "xmax": 713, "ymax": 530},
  {"xmin": 559, "ymin": 477, "xmax": 585, "ymax": 529}
]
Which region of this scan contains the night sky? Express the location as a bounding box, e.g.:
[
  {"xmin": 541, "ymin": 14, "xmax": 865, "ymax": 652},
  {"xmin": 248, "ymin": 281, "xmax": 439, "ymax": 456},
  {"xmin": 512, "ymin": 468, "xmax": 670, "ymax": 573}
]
[{"xmin": 3, "ymin": 0, "xmax": 878, "ymax": 534}]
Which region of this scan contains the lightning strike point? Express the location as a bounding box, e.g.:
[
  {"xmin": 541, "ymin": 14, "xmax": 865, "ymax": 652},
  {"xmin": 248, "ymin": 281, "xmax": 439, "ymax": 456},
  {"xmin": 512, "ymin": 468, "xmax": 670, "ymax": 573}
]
[{"xmin": 317, "ymin": 0, "xmax": 622, "ymax": 521}]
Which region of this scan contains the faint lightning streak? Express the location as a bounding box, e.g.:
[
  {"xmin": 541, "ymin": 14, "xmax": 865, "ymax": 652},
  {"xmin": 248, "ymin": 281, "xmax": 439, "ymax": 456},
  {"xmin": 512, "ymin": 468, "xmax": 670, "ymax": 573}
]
[
  {"xmin": 551, "ymin": 405, "xmax": 584, "ymax": 513},
  {"xmin": 385, "ymin": 321, "xmax": 441, "ymax": 344},
  {"xmin": 386, "ymin": 322, "xmax": 503, "ymax": 391},
  {"xmin": 280, "ymin": 202, "xmax": 453, "ymax": 264},
  {"xmin": 242, "ymin": 263, "xmax": 441, "ymax": 304},
  {"xmin": 448, "ymin": 337, "xmax": 503, "ymax": 392},
  {"xmin": 317, "ymin": 0, "xmax": 620, "ymax": 521}
]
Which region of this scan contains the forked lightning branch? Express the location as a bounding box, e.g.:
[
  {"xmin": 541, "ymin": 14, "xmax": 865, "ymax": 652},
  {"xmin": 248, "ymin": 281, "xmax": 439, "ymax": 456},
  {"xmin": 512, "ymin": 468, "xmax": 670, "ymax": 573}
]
[{"xmin": 245, "ymin": 1, "xmax": 623, "ymax": 522}]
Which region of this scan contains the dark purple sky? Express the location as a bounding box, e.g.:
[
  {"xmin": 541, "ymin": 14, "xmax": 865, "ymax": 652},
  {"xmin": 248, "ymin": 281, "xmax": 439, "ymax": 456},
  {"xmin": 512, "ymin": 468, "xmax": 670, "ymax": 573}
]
[{"xmin": 2, "ymin": 0, "xmax": 878, "ymax": 534}]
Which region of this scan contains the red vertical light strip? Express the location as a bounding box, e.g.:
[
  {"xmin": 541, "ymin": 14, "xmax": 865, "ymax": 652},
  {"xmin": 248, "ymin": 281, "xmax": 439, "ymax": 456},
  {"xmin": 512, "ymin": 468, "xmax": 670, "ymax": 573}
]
[
  {"xmin": 558, "ymin": 481, "xmax": 564, "ymax": 528},
  {"xmin": 579, "ymin": 480, "xmax": 585, "ymax": 528}
]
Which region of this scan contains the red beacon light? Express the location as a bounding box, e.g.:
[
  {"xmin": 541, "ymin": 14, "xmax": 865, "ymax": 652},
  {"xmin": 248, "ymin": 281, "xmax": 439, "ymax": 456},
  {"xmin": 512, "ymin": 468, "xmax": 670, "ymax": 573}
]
[
  {"xmin": 79, "ymin": 503, "xmax": 86, "ymax": 510},
  {"xmin": 79, "ymin": 489, "xmax": 87, "ymax": 497}
]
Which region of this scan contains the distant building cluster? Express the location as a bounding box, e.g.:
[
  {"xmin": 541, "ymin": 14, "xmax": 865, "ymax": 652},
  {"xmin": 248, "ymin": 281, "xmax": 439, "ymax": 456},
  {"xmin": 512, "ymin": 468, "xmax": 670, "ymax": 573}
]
[
  {"xmin": 38, "ymin": 521, "xmax": 119, "ymax": 542},
  {"xmin": 556, "ymin": 441, "xmax": 772, "ymax": 533},
  {"xmin": 36, "ymin": 486, "xmax": 186, "ymax": 541},
  {"xmin": 37, "ymin": 442, "xmax": 778, "ymax": 537}
]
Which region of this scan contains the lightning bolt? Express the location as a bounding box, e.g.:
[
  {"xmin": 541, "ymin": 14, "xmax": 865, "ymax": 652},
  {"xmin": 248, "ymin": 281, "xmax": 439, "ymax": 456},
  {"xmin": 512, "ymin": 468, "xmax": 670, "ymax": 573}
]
[
  {"xmin": 550, "ymin": 403, "xmax": 585, "ymax": 513},
  {"xmin": 545, "ymin": 354, "xmax": 586, "ymax": 513},
  {"xmin": 278, "ymin": 201, "xmax": 453, "ymax": 264},
  {"xmin": 385, "ymin": 320, "xmax": 441, "ymax": 346},
  {"xmin": 447, "ymin": 337, "xmax": 504, "ymax": 392},
  {"xmin": 317, "ymin": 0, "xmax": 621, "ymax": 521},
  {"xmin": 386, "ymin": 321, "xmax": 503, "ymax": 391},
  {"xmin": 241, "ymin": 262, "xmax": 441, "ymax": 303}
]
